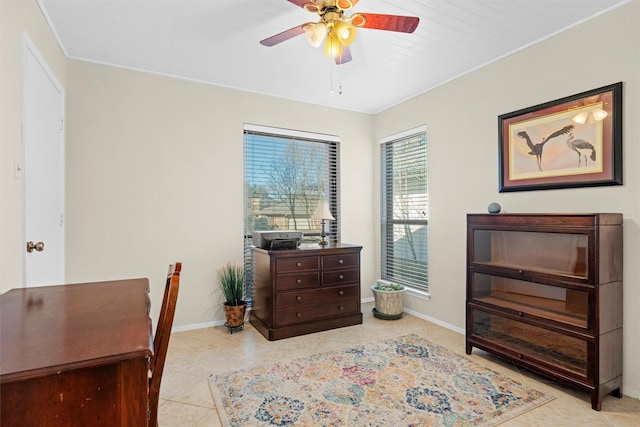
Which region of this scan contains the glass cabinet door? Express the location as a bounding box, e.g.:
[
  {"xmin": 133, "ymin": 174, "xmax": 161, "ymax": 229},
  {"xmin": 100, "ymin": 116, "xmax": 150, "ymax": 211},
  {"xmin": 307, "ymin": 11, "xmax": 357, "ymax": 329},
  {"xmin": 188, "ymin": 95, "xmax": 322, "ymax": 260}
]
[
  {"xmin": 472, "ymin": 230, "xmax": 590, "ymax": 280},
  {"xmin": 469, "ymin": 272, "xmax": 589, "ymax": 328},
  {"xmin": 470, "ymin": 309, "xmax": 589, "ymax": 379}
]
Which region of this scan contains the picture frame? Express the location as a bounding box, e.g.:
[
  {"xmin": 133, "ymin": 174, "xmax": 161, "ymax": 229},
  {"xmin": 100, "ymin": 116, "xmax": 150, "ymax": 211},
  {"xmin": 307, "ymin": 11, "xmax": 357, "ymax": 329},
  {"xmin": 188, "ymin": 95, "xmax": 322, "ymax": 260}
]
[{"xmin": 498, "ymin": 82, "xmax": 622, "ymax": 192}]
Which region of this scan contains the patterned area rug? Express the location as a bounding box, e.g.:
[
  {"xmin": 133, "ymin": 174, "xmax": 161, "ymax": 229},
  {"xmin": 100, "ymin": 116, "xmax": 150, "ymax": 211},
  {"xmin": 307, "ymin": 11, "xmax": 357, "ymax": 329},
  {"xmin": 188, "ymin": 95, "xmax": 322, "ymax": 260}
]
[{"xmin": 209, "ymin": 334, "xmax": 553, "ymax": 426}]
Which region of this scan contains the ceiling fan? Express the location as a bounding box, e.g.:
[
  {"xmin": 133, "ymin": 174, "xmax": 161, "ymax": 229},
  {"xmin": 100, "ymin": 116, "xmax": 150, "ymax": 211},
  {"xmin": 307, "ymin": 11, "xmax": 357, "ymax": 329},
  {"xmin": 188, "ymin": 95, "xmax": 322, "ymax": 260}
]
[{"xmin": 260, "ymin": 0, "xmax": 420, "ymax": 65}]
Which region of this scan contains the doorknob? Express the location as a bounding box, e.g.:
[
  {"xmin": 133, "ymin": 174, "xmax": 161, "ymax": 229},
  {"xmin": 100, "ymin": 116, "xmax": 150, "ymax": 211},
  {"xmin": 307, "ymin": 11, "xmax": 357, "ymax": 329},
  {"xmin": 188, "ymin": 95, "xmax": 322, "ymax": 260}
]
[{"xmin": 26, "ymin": 241, "xmax": 45, "ymax": 253}]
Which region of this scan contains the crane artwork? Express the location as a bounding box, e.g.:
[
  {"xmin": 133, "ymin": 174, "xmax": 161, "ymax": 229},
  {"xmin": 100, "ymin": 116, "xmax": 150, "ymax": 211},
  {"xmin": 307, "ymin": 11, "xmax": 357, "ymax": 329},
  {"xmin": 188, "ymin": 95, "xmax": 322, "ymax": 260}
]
[
  {"xmin": 517, "ymin": 124, "xmax": 575, "ymax": 171},
  {"xmin": 566, "ymin": 133, "xmax": 596, "ymax": 167}
]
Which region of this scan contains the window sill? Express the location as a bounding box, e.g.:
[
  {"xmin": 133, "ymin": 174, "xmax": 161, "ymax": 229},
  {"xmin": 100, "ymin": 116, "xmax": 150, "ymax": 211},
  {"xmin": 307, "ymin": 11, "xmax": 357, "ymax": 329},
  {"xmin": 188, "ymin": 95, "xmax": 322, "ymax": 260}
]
[{"xmin": 405, "ymin": 287, "xmax": 431, "ymax": 301}]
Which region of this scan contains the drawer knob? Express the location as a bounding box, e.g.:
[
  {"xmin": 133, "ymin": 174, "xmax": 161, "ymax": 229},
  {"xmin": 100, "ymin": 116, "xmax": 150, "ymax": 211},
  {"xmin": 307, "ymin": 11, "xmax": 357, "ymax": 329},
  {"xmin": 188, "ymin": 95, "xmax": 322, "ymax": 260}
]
[
  {"xmin": 338, "ymin": 290, "xmax": 344, "ymax": 296},
  {"xmin": 518, "ymin": 311, "xmax": 524, "ymax": 317},
  {"xmin": 296, "ymin": 262, "xmax": 302, "ymax": 268},
  {"xmin": 296, "ymin": 312, "xmax": 301, "ymax": 317},
  {"xmin": 338, "ymin": 259, "xmax": 344, "ymax": 264},
  {"xmin": 296, "ymin": 278, "xmax": 302, "ymax": 284},
  {"xmin": 296, "ymin": 296, "xmax": 302, "ymax": 301},
  {"xmin": 517, "ymin": 354, "xmax": 523, "ymax": 359},
  {"xmin": 338, "ymin": 306, "xmax": 344, "ymax": 311},
  {"xmin": 518, "ymin": 270, "xmax": 524, "ymax": 275},
  {"xmin": 338, "ymin": 274, "xmax": 344, "ymax": 280}
]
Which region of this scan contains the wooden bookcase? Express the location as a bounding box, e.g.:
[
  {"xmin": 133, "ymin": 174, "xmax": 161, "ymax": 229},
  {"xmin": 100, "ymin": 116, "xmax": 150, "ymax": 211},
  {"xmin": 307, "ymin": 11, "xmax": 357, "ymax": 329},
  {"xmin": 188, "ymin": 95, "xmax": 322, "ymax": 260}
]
[{"xmin": 465, "ymin": 213, "xmax": 623, "ymax": 410}]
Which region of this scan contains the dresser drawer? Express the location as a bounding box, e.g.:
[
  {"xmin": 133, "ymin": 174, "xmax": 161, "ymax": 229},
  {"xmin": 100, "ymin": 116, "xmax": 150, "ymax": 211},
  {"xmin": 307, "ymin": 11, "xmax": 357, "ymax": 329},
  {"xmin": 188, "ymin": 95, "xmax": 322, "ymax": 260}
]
[
  {"xmin": 275, "ymin": 273, "xmax": 320, "ymax": 291},
  {"xmin": 276, "ymin": 285, "xmax": 359, "ymax": 308},
  {"xmin": 323, "ymin": 268, "xmax": 359, "ymax": 286},
  {"xmin": 276, "ymin": 256, "xmax": 320, "ymax": 273},
  {"xmin": 276, "ymin": 298, "xmax": 360, "ymax": 326},
  {"xmin": 322, "ymin": 253, "xmax": 359, "ymax": 270}
]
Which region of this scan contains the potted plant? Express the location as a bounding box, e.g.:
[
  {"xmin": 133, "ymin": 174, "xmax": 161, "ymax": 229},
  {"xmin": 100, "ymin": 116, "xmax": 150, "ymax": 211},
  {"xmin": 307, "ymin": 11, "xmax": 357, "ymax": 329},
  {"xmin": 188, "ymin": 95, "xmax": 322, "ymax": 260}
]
[
  {"xmin": 371, "ymin": 280, "xmax": 406, "ymax": 320},
  {"xmin": 217, "ymin": 263, "xmax": 247, "ymax": 333}
]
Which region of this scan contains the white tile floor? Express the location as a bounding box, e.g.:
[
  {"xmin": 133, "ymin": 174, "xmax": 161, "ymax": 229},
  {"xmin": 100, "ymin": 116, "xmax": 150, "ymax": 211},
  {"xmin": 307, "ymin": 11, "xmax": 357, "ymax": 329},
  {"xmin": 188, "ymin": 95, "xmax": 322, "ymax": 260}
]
[{"xmin": 158, "ymin": 303, "xmax": 640, "ymax": 426}]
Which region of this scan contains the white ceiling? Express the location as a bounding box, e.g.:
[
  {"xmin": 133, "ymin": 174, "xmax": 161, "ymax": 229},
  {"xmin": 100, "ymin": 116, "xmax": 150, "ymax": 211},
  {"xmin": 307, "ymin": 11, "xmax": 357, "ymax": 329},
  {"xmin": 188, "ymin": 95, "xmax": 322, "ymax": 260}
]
[{"xmin": 38, "ymin": 0, "xmax": 628, "ymax": 114}]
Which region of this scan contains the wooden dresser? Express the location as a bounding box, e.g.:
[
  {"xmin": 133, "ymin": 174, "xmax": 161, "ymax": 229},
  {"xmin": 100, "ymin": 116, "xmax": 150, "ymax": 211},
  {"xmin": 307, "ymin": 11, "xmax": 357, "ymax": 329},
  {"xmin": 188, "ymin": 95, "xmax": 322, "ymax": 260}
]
[
  {"xmin": 465, "ymin": 213, "xmax": 623, "ymax": 410},
  {"xmin": 250, "ymin": 243, "xmax": 363, "ymax": 340}
]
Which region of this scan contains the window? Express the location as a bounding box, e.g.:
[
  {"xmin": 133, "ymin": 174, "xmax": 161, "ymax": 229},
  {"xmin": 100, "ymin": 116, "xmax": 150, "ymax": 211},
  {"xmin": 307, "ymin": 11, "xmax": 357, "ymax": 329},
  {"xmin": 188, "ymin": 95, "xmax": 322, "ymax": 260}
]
[
  {"xmin": 244, "ymin": 124, "xmax": 340, "ymax": 301},
  {"xmin": 381, "ymin": 126, "xmax": 428, "ymax": 293}
]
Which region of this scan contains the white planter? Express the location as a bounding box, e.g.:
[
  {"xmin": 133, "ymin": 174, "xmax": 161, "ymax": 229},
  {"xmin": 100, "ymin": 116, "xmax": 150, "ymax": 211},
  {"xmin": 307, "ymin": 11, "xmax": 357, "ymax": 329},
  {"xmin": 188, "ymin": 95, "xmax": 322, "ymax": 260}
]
[{"xmin": 371, "ymin": 282, "xmax": 405, "ymax": 319}]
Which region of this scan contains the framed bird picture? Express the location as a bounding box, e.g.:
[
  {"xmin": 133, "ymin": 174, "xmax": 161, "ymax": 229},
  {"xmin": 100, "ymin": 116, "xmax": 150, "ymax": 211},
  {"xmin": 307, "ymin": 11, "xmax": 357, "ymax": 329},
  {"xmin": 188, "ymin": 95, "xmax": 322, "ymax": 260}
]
[{"xmin": 498, "ymin": 82, "xmax": 622, "ymax": 192}]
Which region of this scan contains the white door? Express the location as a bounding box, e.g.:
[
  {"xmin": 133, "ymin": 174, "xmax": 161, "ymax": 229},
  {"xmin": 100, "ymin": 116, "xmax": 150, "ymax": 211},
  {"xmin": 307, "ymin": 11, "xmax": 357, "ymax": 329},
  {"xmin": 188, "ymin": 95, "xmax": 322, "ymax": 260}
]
[{"xmin": 23, "ymin": 34, "xmax": 65, "ymax": 287}]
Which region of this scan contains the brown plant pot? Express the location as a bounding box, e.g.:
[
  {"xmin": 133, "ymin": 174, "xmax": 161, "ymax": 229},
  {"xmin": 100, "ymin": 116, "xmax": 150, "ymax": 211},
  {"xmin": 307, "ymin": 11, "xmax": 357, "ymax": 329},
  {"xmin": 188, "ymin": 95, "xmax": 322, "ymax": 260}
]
[{"xmin": 223, "ymin": 302, "xmax": 247, "ymax": 327}]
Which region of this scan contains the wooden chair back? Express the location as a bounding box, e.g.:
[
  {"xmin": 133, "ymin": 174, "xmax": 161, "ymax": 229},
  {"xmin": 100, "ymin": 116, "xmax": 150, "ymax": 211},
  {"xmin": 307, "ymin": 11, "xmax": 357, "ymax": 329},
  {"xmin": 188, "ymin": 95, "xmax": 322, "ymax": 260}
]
[{"xmin": 149, "ymin": 262, "xmax": 181, "ymax": 427}]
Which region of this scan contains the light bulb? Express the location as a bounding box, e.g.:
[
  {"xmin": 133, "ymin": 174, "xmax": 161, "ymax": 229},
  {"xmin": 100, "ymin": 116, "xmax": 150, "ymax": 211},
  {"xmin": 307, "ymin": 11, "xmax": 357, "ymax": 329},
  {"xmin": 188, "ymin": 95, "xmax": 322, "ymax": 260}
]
[
  {"xmin": 573, "ymin": 111, "xmax": 588, "ymax": 124},
  {"xmin": 333, "ymin": 21, "xmax": 356, "ymax": 46},
  {"xmin": 324, "ymin": 33, "xmax": 342, "ymax": 57},
  {"xmin": 592, "ymin": 109, "xmax": 608, "ymax": 121}
]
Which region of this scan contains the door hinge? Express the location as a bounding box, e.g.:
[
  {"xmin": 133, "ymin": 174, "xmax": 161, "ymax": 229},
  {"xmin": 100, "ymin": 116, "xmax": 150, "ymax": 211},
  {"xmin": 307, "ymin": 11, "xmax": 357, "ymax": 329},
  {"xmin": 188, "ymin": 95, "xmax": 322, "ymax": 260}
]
[
  {"xmin": 59, "ymin": 117, "xmax": 64, "ymax": 131},
  {"xmin": 59, "ymin": 213, "xmax": 64, "ymax": 227}
]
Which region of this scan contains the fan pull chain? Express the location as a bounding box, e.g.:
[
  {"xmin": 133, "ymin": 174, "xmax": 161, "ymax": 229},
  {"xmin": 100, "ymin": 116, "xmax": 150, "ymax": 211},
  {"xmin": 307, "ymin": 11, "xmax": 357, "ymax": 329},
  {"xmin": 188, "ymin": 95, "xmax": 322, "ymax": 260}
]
[
  {"xmin": 329, "ymin": 58, "xmax": 334, "ymax": 96},
  {"xmin": 337, "ymin": 51, "xmax": 343, "ymax": 95},
  {"xmin": 329, "ymin": 58, "xmax": 343, "ymax": 97},
  {"xmin": 329, "ymin": 64, "xmax": 333, "ymax": 96}
]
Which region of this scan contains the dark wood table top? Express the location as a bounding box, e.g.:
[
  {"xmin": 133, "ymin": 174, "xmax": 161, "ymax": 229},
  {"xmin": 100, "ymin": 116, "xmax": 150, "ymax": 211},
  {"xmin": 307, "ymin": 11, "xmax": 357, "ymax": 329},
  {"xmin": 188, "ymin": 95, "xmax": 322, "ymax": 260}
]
[{"xmin": 1, "ymin": 278, "xmax": 153, "ymax": 383}]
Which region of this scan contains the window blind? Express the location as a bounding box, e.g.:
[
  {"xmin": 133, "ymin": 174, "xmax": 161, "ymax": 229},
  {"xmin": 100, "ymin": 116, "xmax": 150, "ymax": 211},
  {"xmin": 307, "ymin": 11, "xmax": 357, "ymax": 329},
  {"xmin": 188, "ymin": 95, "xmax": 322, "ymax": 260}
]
[
  {"xmin": 243, "ymin": 124, "xmax": 340, "ymax": 302},
  {"xmin": 381, "ymin": 127, "xmax": 429, "ymax": 292}
]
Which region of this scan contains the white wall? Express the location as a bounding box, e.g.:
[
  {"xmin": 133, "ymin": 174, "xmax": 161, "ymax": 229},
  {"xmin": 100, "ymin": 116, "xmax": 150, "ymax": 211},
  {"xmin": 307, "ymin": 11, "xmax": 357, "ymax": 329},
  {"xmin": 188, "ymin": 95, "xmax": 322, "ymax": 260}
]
[
  {"xmin": 374, "ymin": 1, "xmax": 640, "ymax": 398},
  {"xmin": 64, "ymin": 60, "xmax": 375, "ymax": 329}
]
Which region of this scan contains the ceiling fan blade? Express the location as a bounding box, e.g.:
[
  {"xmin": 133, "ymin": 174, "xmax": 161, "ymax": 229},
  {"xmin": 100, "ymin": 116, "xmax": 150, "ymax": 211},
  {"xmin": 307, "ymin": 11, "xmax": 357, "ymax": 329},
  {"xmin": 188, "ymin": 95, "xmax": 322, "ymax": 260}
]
[
  {"xmin": 260, "ymin": 24, "xmax": 307, "ymax": 47},
  {"xmin": 357, "ymin": 13, "xmax": 419, "ymax": 33},
  {"xmin": 287, "ymin": 0, "xmax": 311, "ymax": 8},
  {"xmin": 335, "ymin": 46, "xmax": 352, "ymax": 65}
]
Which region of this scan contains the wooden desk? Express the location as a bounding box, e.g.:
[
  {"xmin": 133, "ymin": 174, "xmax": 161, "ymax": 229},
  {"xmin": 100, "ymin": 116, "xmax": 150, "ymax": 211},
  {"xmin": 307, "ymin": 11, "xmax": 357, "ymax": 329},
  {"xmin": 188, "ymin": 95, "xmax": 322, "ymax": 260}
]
[{"xmin": 1, "ymin": 279, "xmax": 153, "ymax": 427}]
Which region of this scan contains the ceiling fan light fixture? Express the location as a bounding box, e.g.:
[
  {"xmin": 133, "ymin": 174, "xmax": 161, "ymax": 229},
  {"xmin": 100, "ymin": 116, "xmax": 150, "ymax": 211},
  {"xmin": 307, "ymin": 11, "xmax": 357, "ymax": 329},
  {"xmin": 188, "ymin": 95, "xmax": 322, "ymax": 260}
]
[
  {"xmin": 305, "ymin": 22, "xmax": 327, "ymax": 48},
  {"xmin": 324, "ymin": 32, "xmax": 342, "ymax": 57},
  {"xmin": 334, "ymin": 21, "xmax": 356, "ymax": 46},
  {"xmin": 259, "ymin": 1, "xmax": 419, "ymax": 66}
]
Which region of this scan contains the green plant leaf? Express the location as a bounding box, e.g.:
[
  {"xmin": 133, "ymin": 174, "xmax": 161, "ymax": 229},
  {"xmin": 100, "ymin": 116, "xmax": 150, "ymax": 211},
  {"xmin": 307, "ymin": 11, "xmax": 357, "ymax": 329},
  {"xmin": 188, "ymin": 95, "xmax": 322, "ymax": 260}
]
[{"xmin": 217, "ymin": 263, "xmax": 245, "ymax": 306}]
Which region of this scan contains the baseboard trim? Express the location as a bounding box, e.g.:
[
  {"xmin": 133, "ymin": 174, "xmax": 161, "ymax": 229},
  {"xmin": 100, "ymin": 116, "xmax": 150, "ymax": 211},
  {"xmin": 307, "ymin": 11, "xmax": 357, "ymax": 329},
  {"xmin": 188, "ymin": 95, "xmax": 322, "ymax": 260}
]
[
  {"xmin": 361, "ymin": 297, "xmax": 464, "ymax": 335},
  {"xmin": 622, "ymin": 387, "xmax": 640, "ymax": 400},
  {"xmin": 172, "ymin": 309, "xmax": 252, "ymax": 333},
  {"xmin": 172, "ymin": 320, "xmax": 221, "ymax": 332},
  {"xmin": 402, "ymin": 307, "xmax": 465, "ymax": 335},
  {"xmin": 171, "ymin": 301, "xmax": 467, "ymax": 335}
]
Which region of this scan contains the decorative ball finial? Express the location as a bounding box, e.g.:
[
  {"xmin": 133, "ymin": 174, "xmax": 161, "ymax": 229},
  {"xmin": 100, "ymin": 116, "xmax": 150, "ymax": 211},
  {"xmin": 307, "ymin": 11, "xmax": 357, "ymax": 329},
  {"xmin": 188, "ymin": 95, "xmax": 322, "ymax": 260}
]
[{"xmin": 487, "ymin": 202, "xmax": 501, "ymax": 214}]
